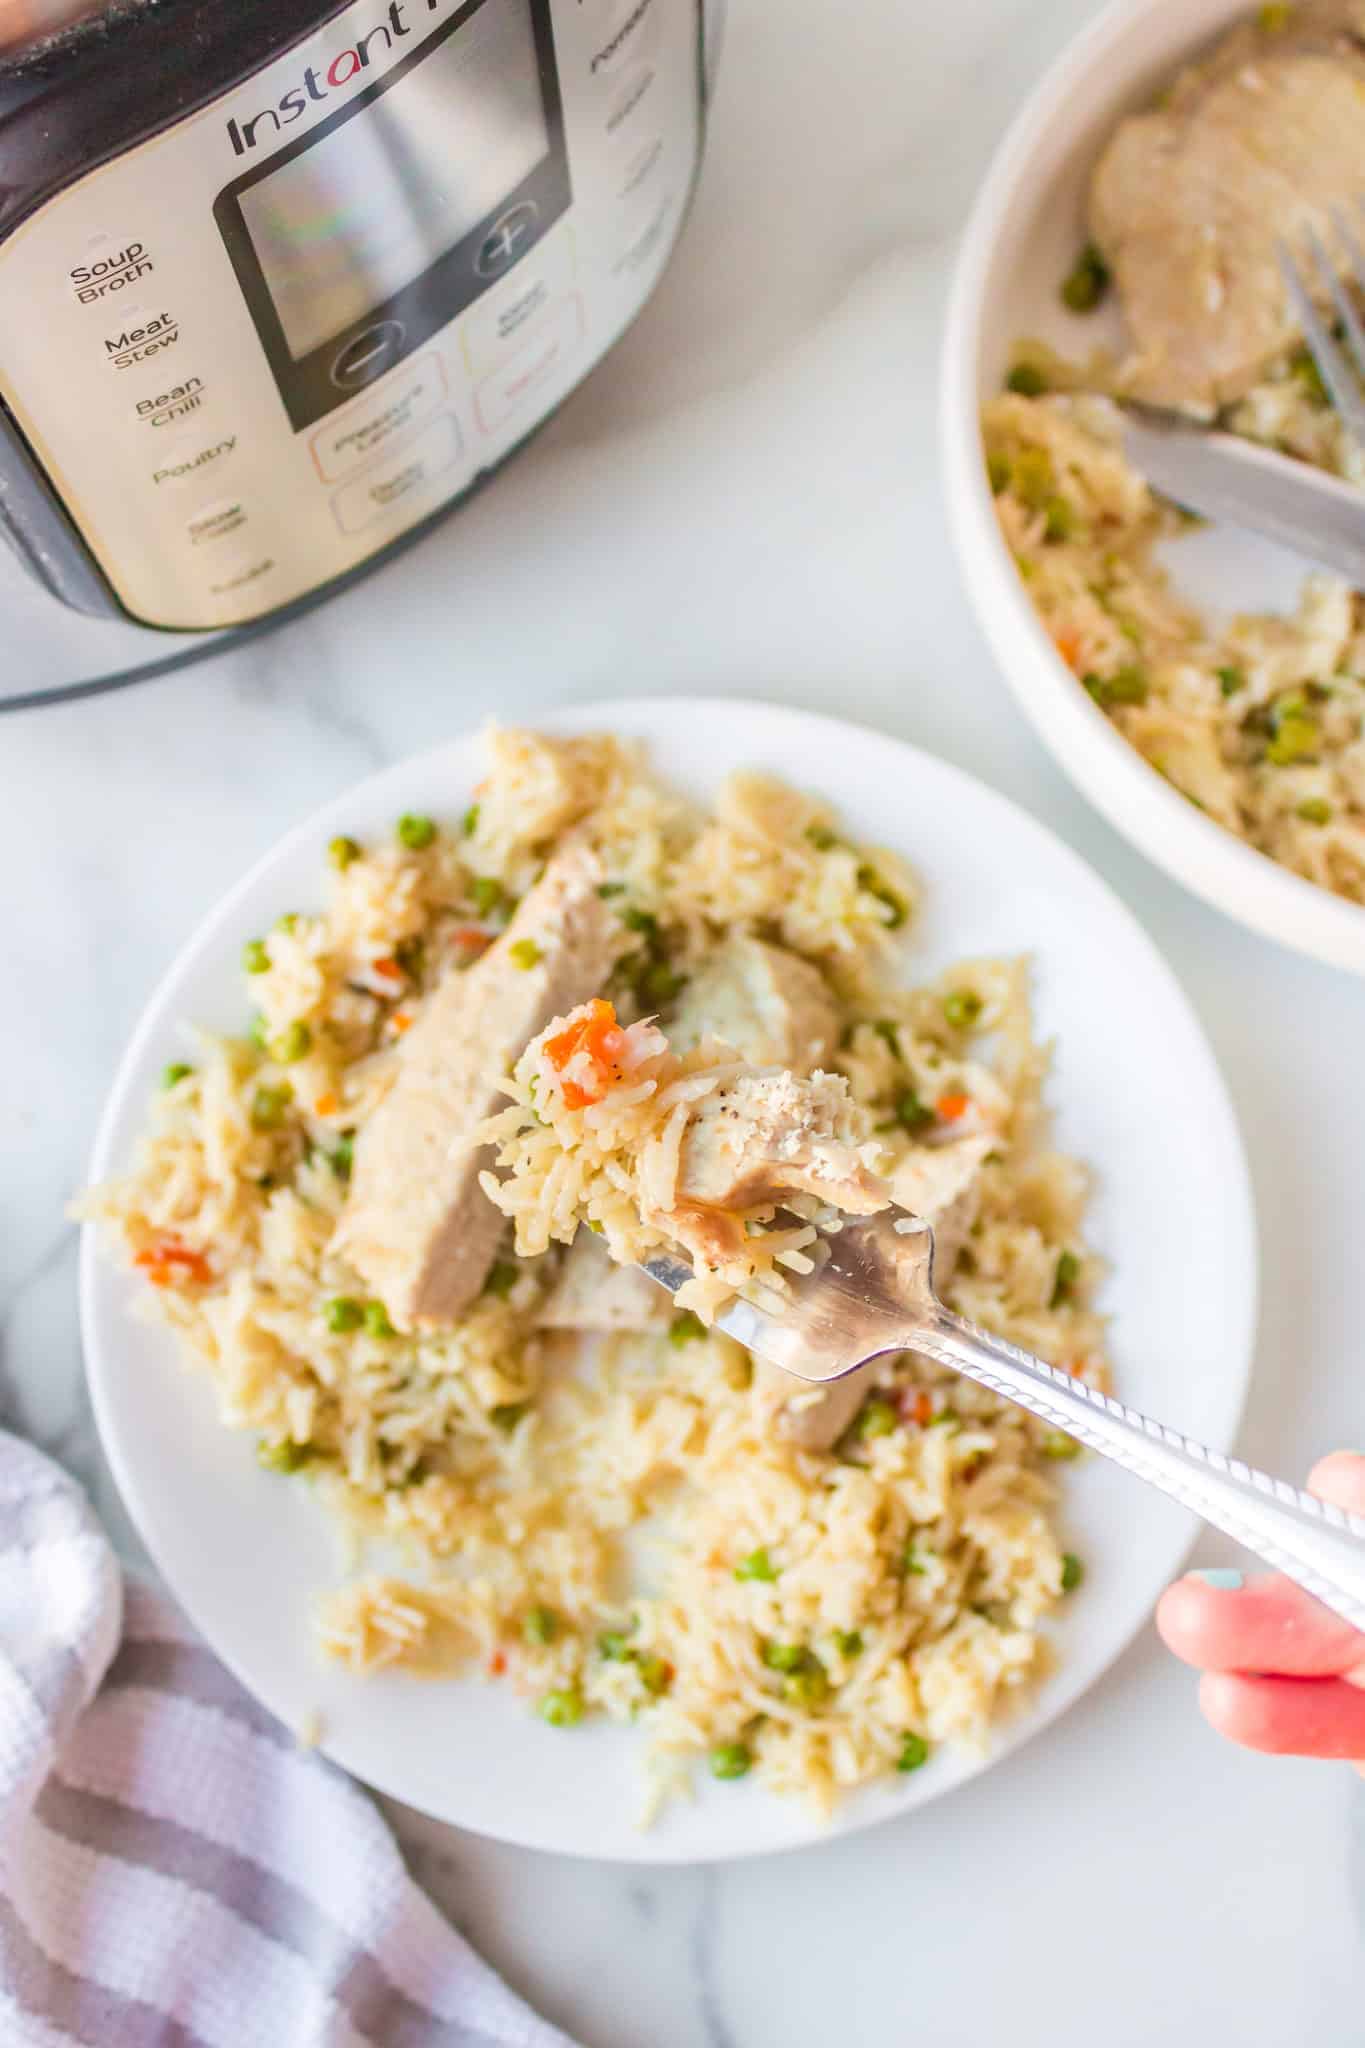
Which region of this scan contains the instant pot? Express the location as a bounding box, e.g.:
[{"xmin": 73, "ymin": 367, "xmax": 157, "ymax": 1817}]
[{"xmin": 0, "ymin": 0, "xmax": 719, "ymax": 708}]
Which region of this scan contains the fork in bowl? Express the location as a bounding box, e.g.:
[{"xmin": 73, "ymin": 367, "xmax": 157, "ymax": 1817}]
[
  {"xmin": 1278, "ymin": 211, "xmax": 1365, "ymax": 460},
  {"xmin": 643, "ymin": 1212, "xmax": 1365, "ymax": 1629}
]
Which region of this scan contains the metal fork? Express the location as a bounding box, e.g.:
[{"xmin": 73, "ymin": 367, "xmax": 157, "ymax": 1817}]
[
  {"xmin": 1278, "ymin": 211, "xmax": 1365, "ymax": 457},
  {"xmin": 643, "ymin": 1212, "xmax": 1365, "ymax": 1630}
]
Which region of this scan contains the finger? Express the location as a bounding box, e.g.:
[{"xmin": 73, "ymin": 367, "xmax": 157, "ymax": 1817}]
[
  {"xmin": 1157, "ymin": 1570, "xmax": 1365, "ymax": 1677},
  {"xmin": 1199, "ymin": 1671, "xmax": 1365, "ymax": 1759},
  {"xmin": 1307, "ymin": 1451, "xmax": 1365, "ymax": 1515}
]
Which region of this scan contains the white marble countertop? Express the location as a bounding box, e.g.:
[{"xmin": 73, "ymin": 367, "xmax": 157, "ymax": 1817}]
[{"xmin": 5, "ymin": 0, "xmax": 1365, "ymax": 2039}]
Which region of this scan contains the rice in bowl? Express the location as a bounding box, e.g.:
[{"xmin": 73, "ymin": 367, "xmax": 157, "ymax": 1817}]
[{"xmin": 79, "ymin": 726, "xmax": 1108, "ymax": 1818}]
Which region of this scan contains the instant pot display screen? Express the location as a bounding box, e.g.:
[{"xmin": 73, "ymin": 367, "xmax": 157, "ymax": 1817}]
[{"xmin": 216, "ymin": 0, "xmax": 569, "ymax": 430}]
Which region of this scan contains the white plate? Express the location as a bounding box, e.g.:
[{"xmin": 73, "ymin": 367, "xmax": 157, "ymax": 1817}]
[
  {"xmin": 942, "ymin": 0, "xmax": 1365, "ymax": 977},
  {"xmin": 81, "ymin": 698, "xmax": 1257, "ymax": 1862}
]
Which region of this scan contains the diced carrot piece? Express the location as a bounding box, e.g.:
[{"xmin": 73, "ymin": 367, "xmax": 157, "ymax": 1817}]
[
  {"xmin": 936, "ymin": 1092, "xmax": 970, "ymax": 1121},
  {"xmin": 911, "ymin": 1390, "xmax": 934, "ymax": 1427},
  {"xmin": 488, "ymin": 1649, "xmax": 507, "ymax": 1677},
  {"xmin": 544, "ymin": 999, "xmax": 622, "ymax": 1108},
  {"xmin": 1054, "ymin": 628, "xmax": 1082, "ymax": 671},
  {"xmin": 372, "ymin": 957, "xmax": 403, "ymax": 982},
  {"xmin": 135, "ymin": 1239, "xmax": 213, "ymax": 1286},
  {"xmin": 390, "ymin": 1011, "xmax": 413, "ymax": 1035},
  {"xmin": 314, "ymin": 1092, "xmax": 339, "ymax": 1117}
]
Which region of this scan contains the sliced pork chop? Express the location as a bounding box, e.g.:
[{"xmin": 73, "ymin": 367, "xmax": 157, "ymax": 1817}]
[
  {"xmin": 758, "ymin": 1133, "xmax": 995, "ymax": 1453},
  {"xmin": 1089, "ymin": 1, "xmax": 1365, "ymax": 412},
  {"xmin": 333, "ymin": 843, "xmax": 628, "ymax": 1329},
  {"xmin": 668, "ymin": 936, "xmax": 840, "ymax": 1072},
  {"xmin": 656, "ymin": 1069, "xmax": 886, "ymax": 1271},
  {"xmin": 537, "ymin": 1232, "xmax": 668, "ymax": 1333}
]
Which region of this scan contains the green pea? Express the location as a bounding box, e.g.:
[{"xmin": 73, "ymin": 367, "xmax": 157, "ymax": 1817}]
[
  {"xmin": 902, "ymin": 1542, "xmax": 929, "ymax": 1576},
  {"xmin": 257, "ymin": 1437, "xmax": 312, "ymax": 1474},
  {"xmin": 275, "ymin": 912, "xmax": 299, "ymax": 936},
  {"xmin": 248, "ymin": 1011, "xmax": 269, "ymax": 1052},
  {"xmin": 895, "ymin": 1089, "xmax": 934, "ymax": 1133},
  {"xmin": 986, "ymin": 451, "xmax": 1013, "ymax": 495},
  {"xmin": 1060, "ymin": 242, "xmax": 1110, "ymax": 314},
  {"xmin": 1216, "ymin": 665, "xmax": 1246, "ymax": 697},
  {"xmin": 269, "ymin": 1021, "xmax": 312, "ymax": 1064},
  {"xmin": 804, "ymin": 823, "xmax": 839, "ymax": 851},
  {"xmin": 1084, "ymin": 668, "xmax": 1148, "ymax": 710},
  {"xmin": 782, "ymin": 1662, "xmax": 829, "ymax": 1709},
  {"xmin": 242, "ymin": 938, "xmax": 270, "ymax": 975},
  {"xmin": 669, "ymin": 1310, "xmax": 706, "ymax": 1348},
  {"xmin": 930, "ymin": 1408, "xmax": 961, "ymax": 1433},
  {"xmin": 1297, "ymin": 797, "xmax": 1332, "ymax": 824},
  {"xmin": 324, "ymin": 1296, "xmax": 363, "ymax": 1333},
  {"xmin": 329, "ymin": 834, "xmax": 362, "ymax": 870},
  {"xmin": 709, "ymin": 1742, "xmax": 752, "ymax": 1780},
  {"xmin": 1290, "ymin": 344, "xmax": 1329, "ymax": 405},
  {"xmin": 762, "ymin": 1641, "xmax": 808, "ymax": 1673},
  {"xmin": 857, "ymin": 863, "xmax": 909, "ymax": 929},
  {"xmin": 1040, "ymin": 1430, "xmax": 1082, "ymax": 1460},
  {"xmin": 857, "ymin": 1397, "xmax": 898, "ymax": 1441},
  {"xmin": 897, "ymin": 1732, "xmax": 931, "ymax": 1772},
  {"xmin": 472, "ymin": 876, "xmax": 504, "ymax": 917},
  {"xmin": 620, "ymin": 905, "xmax": 660, "ymax": 936},
  {"xmin": 1108, "ymin": 665, "xmax": 1148, "ymax": 705},
  {"xmin": 491, "ymin": 1402, "xmax": 529, "ymax": 1433},
  {"xmin": 1050, "ymin": 1248, "xmax": 1081, "ymax": 1308},
  {"xmin": 162, "ymin": 1062, "xmax": 193, "ymax": 1090},
  {"xmin": 484, "ymin": 1261, "xmax": 519, "ymax": 1300},
  {"xmin": 538, "ymin": 1688, "xmax": 583, "ymax": 1728},
  {"xmin": 1012, "ymin": 446, "xmax": 1054, "ymax": 506},
  {"xmin": 599, "ymin": 1630, "xmax": 633, "ymax": 1661},
  {"xmin": 251, "ymin": 1083, "xmax": 292, "ymax": 1129},
  {"xmin": 636, "ymin": 1653, "xmax": 672, "ymax": 1696},
  {"xmin": 363, "ymin": 1300, "xmax": 396, "ymax": 1339},
  {"xmin": 735, "ymin": 1547, "xmax": 778, "ymax": 1583},
  {"xmin": 943, "ymin": 988, "xmax": 983, "ymax": 1031},
  {"xmin": 596, "ymin": 880, "xmax": 627, "ymax": 898},
  {"xmin": 833, "ymin": 1630, "xmax": 864, "ymax": 1658},
  {"xmin": 639, "ymin": 961, "xmax": 685, "ymax": 1004},
  {"xmin": 1005, "ymin": 363, "xmax": 1048, "ymax": 397},
  {"xmin": 1042, "ymin": 494, "xmax": 1075, "ymax": 543},
  {"xmin": 397, "ymin": 813, "xmax": 436, "ymax": 851},
  {"xmin": 1060, "ymin": 1552, "xmax": 1085, "ymax": 1592},
  {"xmin": 331, "ymin": 1133, "xmax": 354, "ymax": 1180},
  {"xmin": 873, "ymin": 1018, "xmax": 902, "ymax": 1058},
  {"xmin": 461, "ymin": 803, "xmax": 480, "ymax": 837},
  {"xmin": 1266, "ymin": 713, "xmax": 1320, "ymax": 766},
  {"xmin": 509, "ymin": 939, "xmax": 543, "ymax": 970},
  {"xmin": 523, "ymin": 1605, "xmax": 558, "ymax": 1646}
]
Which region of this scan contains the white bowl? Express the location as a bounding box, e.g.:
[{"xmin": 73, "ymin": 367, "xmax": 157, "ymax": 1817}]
[
  {"xmin": 942, "ymin": 0, "xmax": 1365, "ymax": 976},
  {"xmin": 81, "ymin": 698, "xmax": 1257, "ymax": 1862}
]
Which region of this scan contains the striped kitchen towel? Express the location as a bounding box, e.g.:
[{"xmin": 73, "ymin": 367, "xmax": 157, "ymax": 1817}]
[{"xmin": 0, "ymin": 1430, "xmax": 576, "ymax": 2048}]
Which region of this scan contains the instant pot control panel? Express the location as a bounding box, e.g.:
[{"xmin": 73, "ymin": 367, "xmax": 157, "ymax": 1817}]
[{"xmin": 0, "ymin": 0, "xmax": 701, "ymax": 628}]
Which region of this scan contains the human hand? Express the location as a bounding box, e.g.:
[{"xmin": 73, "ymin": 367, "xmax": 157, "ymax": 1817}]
[{"xmin": 1157, "ymin": 1452, "xmax": 1365, "ymax": 1773}]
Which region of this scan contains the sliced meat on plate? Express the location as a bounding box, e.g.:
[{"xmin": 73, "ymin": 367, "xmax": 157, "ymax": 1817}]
[
  {"xmin": 332, "ymin": 843, "xmax": 628, "ymax": 1329},
  {"xmin": 536, "ymin": 1231, "xmax": 669, "ymax": 1333},
  {"xmin": 668, "ymin": 936, "xmax": 840, "ymax": 1072}
]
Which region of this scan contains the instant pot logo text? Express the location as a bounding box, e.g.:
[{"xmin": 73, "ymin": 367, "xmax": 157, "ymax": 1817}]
[{"xmin": 226, "ymin": 0, "xmax": 450, "ymax": 155}]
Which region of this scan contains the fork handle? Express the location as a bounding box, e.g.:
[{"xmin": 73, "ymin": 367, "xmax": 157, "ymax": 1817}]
[{"xmin": 916, "ymin": 1308, "xmax": 1365, "ymax": 1633}]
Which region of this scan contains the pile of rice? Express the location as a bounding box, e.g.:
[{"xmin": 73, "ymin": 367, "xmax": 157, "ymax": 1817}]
[
  {"xmin": 80, "ymin": 726, "xmax": 1108, "ymax": 1818},
  {"xmin": 984, "ymin": 373, "xmax": 1365, "ymax": 904}
]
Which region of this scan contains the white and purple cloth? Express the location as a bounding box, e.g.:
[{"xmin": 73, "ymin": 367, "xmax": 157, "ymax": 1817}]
[{"xmin": 0, "ymin": 1431, "xmax": 575, "ymax": 2048}]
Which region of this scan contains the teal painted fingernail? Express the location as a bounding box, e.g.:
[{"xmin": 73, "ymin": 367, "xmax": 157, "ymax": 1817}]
[{"xmin": 1190, "ymin": 1568, "xmax": 1243, "ymax": 1590}]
